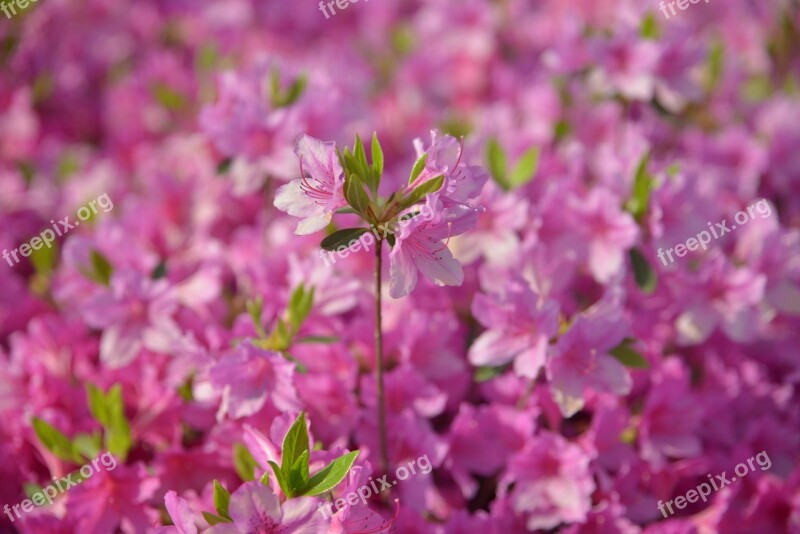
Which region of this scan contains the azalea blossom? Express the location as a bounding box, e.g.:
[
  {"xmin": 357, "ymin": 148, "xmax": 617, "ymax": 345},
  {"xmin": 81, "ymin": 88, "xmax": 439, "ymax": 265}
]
[
  {"xmin": 274, "ymin": 135, "xmax": 347, "ymax": 235},
  {"xmin": 388, "ymin": 195, "xmax": 480, "ymax": 299}
]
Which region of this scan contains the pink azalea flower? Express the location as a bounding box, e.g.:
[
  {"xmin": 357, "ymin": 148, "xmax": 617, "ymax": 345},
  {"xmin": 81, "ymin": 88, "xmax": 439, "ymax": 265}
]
[
  {"xmin": 79, "ymin": 270, "xmax": 183, "ymax": 368},
  {"xmin": 327, "ymin": 466, "xmax": 398, "ymax": 534},
  {"xmin": 207, "ymin": 482, "xmax": 326, "ymax": 534},
  {"xmin": 388, "ymin": 195, "xmax": 479, "ymax": 299},
  {"xmin": 546, "ymin": 294, "xmax": 633, "ymax": 417},
  {"xmin": 569, "ymin": 187, "xmax": 639, "ymax": 284},
  {"xmin": 468, "ymin": 276, "xmax": 560, "ymax": 378},
  {"xmin": 498, "ymin": 431, "xmax": 595, "ymax": 530},
  {"xmin": 406, "ymin": 130, "xmax": 487, "ymax": 203},
  {"xmin": 209, "ymin": 343, "xmax": 301, "ymax": 421},
  {"xmin": 154, "ymin": 491, "xmax": 198, "ymax": 534},
  {"xmin": 273, "ymin": 135, "xmax": 346, "ymax": 235},
  {"xmin": 65, "ymin": 462, "xmax": 159, "ymax": 533}
]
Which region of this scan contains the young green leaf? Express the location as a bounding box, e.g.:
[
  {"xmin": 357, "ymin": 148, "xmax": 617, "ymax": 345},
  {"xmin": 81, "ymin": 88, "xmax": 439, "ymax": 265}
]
[
  {"xmin": 508, "ymin": 147, "xmax": 540, "ymax": 189},
  {"xmin": 485, "ymin": 138, "xmax": 507, "ymax": 188},
  {"xmin": 288, "ymin": 285, "xmax": 314, "ymax": 333},
  {"xmin": 233, "ymin": 443, "xmax": 259, "ymax": 482},
  {"xmin": 371, "ymin": 132, "xmax": 384, "ymax": 179},
  {"xmin": 213, "ymin": 480, "xmax": 231, "ymax": 519},
  {"xmin": 344, "ymin": 174, "xmax": 371, "ymax": 217},
  {"xmin": 32, "ymin": 418, "xmax": 78, "ymax": 462},
  {"xmin": 72, "ymin": 432, "xmax": 102, "ymax": 460},
  {"xmin": 629, "ymin": 248, "xmax": 657, "ymax": 294},
  {"xmin": 281, "ymin": 412, "xmax": 310, "ymax": 477},
  {"xmin": 320, "ymin": 228, "xmax": 369, "ymax": 251},
  {"xmin": 83, "ymin": 250, "xmax": 113, "ymax": 286},
  {"xmin": 104, "ymin": 385, "xmax": 132, "ymax": 461},
  {"xmin": 287, "ymin": 450, "xmax": 310, "ymax": 496},
  {"xmin": 86, "ymin": 383, "xmax": 110, "ymax": 426},
  {"xmin": 298, "ymin": 450, "xmax": 359, "ymax": 496},
  {"xmin": 202, "ymin": 512, "xmax": 230, "ymax": 526},
  {"xmin": 247, "ymin": 298, "xmax": 264, "ymax": 333},
  {"xmin": 295, "ymin": 335, "xmax": 338, "ymax": 344},
  {"xmin": 609, "ymin": 339, "xmax": 649, "ymax": 368},
  {"xmin": 399, "ymin": 175, "xmax": 444, "ymax": 210},
  {"xmin": 408, "ymin": 153, "xmax": 428, "ymax": 184},
  {"xmin": 269, "ymin": 460, "xmax": 291, "ymax": 497},
  {"xmin": 625, "ymin": 152, "xmax": 654, "ymax": 220}
]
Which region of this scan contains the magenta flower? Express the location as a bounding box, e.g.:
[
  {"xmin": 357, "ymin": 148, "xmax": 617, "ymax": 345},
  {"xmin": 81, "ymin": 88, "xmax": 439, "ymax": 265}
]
[
  {"xmin": 274, "ymin": 135, "xmax": 346, "ymax": 235},
  {"xmin": 498, "ymin": 432, "xmax": 595, "ymax": 530},
  {"xmin": 207, "ymin": 482, "xmax": 326, "ymax": 534},
  {"xmin": 468, "ymin": 277, "xmax": 560, "ymax": 378},
  {"xmin": 388, "ymin": 195, "xmax": 480, "ymax": 299},
  {"xmin": 406, "ymin": 130, "xmax": 487, "ymax": 203},
  {"xmin": 546, "ymin": 296, "xmax": 633, "ymax": 417}
]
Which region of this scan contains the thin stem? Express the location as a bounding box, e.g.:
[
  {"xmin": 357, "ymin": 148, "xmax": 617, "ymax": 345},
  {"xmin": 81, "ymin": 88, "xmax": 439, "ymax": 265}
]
[{"xmin": 374, "ymin": 239, "xmax": 390, "ymax": 473}]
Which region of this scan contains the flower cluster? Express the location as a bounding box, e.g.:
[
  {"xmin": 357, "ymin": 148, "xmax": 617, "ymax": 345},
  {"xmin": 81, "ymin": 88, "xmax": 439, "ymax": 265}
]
[{"xmin": 1, "ymin": 0, "xmax": 799, "ymax": 532}]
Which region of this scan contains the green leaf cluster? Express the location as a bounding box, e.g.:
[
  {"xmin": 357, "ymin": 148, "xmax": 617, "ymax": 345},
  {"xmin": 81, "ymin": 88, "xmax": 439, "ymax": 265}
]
[
  {"xmin": 269, "ymin": 70, "xmax": 307, "ymax": 108},
  {"xmin": 32, "ymin": 382, "xmax": 131, "ymax": 464},
  {"xmin": 268, "ymin": 412, "xmax": 359, "ymax": 498},
  {"xmin": 249, "ymin": 285, "xmax": 315, "ymax": 371},
  {"xmin": 86, "ymin": 383, "xmax": 132, "ymax": 461},
  {"xmin": 485, "ymin": 138, "xmax": 540, "ymax": 191}
]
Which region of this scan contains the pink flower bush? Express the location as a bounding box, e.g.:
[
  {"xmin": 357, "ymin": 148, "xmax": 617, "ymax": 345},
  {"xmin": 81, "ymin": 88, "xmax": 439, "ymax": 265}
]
[{"xmin": 1, "ymin": 0, "xmax": 799, "ymax": 532}]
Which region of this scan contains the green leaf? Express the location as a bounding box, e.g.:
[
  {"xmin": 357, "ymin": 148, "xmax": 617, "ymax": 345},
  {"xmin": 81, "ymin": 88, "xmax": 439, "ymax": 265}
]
[
  {"xmin": 85, "ymin": 250, "xmax": 113, "ymax": 286},
  {"xmin": 298, "ymin": 450, "xmax": 359, "ymax": 496},
  {"xmin": 296, "ymin": 335, "xmax": 338, "ymax": 344},
  {"xmin": 269, "ymin": 460, "xmax": 291, "ymax": 497},
  {"xmin": 151, "ymin": 261, "xmax": 167, "ymax": 280},
  {"xmin": 508, "ymin": 147, "xmax": 540, "ymax": 189},
  {"xmin": 371, "ymin": 132, "xmax": 384, "ymax": 180},
  {"xmin": 344, "ymin": 174, "xmax": 371, "ymax": 217},
  {"xmin": 609, "ymin": 339, "xmax": 649, "ymax": 368},
  {"xmin": 625, "ymin": 152, "xmax": 654, "ymax": 220},
  {"xmin": 216, "ymin": 157, "xmax": 233, "ymax": 175},
  {"xmin": 202, "ymin": 511, "xmax": 232, "ymax": 525},
  {"xmin": 30, "ymin": 240, "xmax": 58, "ymax": 277},
  {"xmin": 233, "ymin": 443, "xmax": 259, "ymax": 482},
  {"xmin": 288, "ymin": 285, "xmax": 314, "ymax": 333},
  {"xmin": 354, "ymin": 135, "xmax": 368, "ymax": 173},
  {"xmin": 24, "ymin": 482, "xmax": 44, "ymax": 500},
  {"xmin": 640, "ymin": 12, "xmax": 661, "ymax": 39},
  {"xmin": 320, "ymin": 228, "xmax": 369, "ymax": 251},
  {"xmin": 408, "ymin": 153, "xmax": 428, "ymax": 185},
  {"xmin": 103, "ymin": 385, "xmax": 132, "ymax": 461},
  {"xmin": 399, "ymin": 174, "xmax": 444, "ymax": 210},
  {"xmin": 705, "ymin": 40, "xmax": 724, "ymax": 92},
  {"xmin": 32, "ymin": 418, "xmax": 77, "ymax": 462},
  {"xmin": 282, "ymin": 76, "xmax": 307, "ymax": 107},
  {"xmin": 485, "ymin": 138, "xmax": 507, "ymax": 189},
  {"xmin": 287, "ymin": 450, "xmax": 310, "ymax": 496},
  {"xmin": 281, "ymin": 412, "xmax": 309, "ymax": 477},
  {"xmin": 152, "ymin": 83, "xmax": 187, "ymax": 112},
  {"xmin": 474, "ymin": 364, "xmax": 509, "ymax": 383},
  {"xmin": 213, "ymin": 480, "xmax": 231, "ymax": 519},
  {"xmin": 86, "ymin": 383, "xmax": 110, "ymax": 426},
  {"xmin": 72, "ymin": 432, "xmax": 102, "ymax": 460},
  {"xmin": 629, "ymin": 248, "xmax": 657, "ymax": 294}
]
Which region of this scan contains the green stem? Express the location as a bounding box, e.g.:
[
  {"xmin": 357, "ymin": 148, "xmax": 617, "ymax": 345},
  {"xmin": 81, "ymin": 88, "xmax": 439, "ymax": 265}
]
[{"xmin": 374, "ymin": 239, "xmax": 390, "ymax": 473}]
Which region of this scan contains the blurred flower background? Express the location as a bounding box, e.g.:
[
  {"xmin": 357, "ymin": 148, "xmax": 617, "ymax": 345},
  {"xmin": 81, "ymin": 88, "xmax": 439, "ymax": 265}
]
[{"xmin": 1, "ymin": 0, "xmax": 799, "ymax": 532}]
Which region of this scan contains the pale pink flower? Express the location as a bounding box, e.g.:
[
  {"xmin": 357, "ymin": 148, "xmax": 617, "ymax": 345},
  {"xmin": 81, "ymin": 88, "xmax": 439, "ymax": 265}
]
[{"xmin": 274, "ymin": 135, "xmax": 346, "ymax": 235}]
